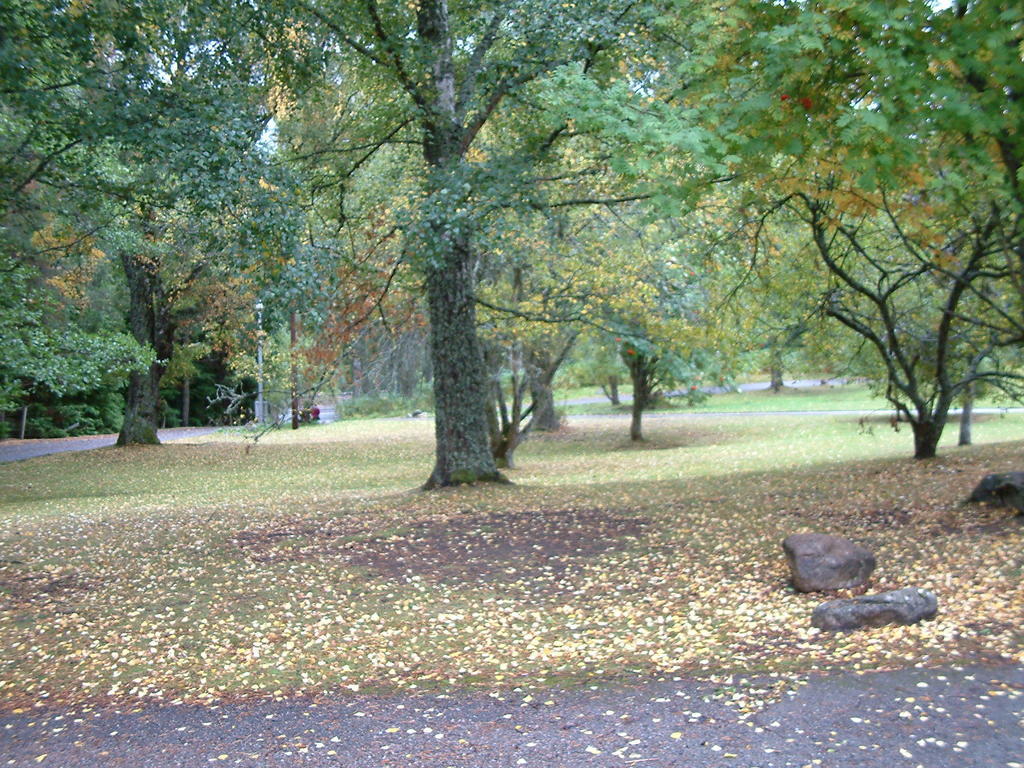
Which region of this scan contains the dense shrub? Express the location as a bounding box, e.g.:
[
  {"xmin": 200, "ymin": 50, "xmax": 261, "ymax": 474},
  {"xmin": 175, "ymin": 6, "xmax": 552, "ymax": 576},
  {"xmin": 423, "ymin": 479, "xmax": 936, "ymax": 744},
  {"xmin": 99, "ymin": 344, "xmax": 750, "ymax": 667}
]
[{"xmin": 14, "ymin": 389, "xmax": 125, "ymax": 438}]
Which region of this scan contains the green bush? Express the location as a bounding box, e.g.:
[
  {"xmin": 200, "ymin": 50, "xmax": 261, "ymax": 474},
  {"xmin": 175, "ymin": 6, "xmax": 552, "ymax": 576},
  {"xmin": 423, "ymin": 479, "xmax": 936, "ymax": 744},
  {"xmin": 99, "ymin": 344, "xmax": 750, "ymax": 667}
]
[{"xmin": 21, "ymin": 389, "xmax": 125, "ymax": 437}]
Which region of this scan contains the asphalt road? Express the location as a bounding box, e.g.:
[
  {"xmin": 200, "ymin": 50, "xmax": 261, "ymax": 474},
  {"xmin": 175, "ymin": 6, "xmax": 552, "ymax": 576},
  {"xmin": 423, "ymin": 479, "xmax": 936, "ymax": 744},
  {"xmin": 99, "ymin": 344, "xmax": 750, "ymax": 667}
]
[
  {"xmin": 558, "ymin": 379, "xmax": 848, "ymax": 407},
  {"xmin": 0, "ymin": 427, "xmax": 218, "ymax": 464},
  {"xmin": 0, "ymin": 665, "xmax": 1020, "ymax": 767}
]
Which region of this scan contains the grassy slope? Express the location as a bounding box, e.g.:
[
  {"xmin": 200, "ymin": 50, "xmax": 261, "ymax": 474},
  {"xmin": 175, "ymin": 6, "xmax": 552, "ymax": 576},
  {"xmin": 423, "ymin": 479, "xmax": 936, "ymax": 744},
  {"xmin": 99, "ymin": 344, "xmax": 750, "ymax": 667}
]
[{"xmin": 0, "ymin": 411, "xmax": 1022, "ymax": 710}]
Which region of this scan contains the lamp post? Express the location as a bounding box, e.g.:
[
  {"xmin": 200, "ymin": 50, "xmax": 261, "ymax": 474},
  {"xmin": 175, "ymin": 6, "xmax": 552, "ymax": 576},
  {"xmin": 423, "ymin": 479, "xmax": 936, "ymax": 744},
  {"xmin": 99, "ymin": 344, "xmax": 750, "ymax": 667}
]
[{"xmin": 255, "ymin": 301, "xmax": 265, "ymax": 424}]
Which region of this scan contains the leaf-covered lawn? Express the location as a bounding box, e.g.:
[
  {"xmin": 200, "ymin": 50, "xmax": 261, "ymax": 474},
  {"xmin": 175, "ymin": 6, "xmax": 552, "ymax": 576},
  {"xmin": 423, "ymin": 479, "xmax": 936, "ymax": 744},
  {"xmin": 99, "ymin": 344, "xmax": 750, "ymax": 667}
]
[{"xmin": 0, "ymin": 413, "xmax": 1022, "ymax": 712}]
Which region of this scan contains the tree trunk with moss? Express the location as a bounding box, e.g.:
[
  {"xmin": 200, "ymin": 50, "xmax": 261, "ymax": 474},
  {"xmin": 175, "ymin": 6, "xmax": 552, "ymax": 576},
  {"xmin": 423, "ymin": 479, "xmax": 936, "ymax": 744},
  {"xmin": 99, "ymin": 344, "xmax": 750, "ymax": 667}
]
[
  {"xmin": 118, "ymin": 250, "xmax": 173, "ymax": 446},
  {"xmin": 120, "ymin": 365, "xmax": 163, "ymax": 444},
  {"xmin": 423, "ymin": 238, "xmax": 504, "ymax": 487},
  {"xmin": 415, "ymin": 0, "xmax": 507, "ymax": 487}
]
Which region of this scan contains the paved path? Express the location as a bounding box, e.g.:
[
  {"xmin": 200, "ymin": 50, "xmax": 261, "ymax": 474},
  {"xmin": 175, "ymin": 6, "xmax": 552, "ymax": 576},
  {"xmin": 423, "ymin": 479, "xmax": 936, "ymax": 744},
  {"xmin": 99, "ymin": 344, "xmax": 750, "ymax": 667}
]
[
  {"xmin": 0, "ymin": 428, "xmax": 218, "ymax": 464},
  {"xmin": 0, "ymin": 665, "xmax": 1020, "ymax": 767},
  {"xmin": 561, "ymin": 379, "xmax": 853, "ymax": 407}
]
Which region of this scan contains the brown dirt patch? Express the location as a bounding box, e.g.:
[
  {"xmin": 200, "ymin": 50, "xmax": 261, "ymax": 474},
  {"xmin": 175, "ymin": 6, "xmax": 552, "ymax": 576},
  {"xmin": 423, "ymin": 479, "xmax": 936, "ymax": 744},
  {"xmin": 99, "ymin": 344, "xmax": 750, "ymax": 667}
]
[
  {"xmin": 235, "ymin": 508, "xmax": 649, "ymax": 590},
  {"xmin": 341, "ymin": 508, "xmax": 648, "ymax": 587},
  {"xmin": 0, "ymin": 568, "xmax": 99, "ymax": 607},
  {"xmin": 232, "ymin": 519, "xmax": 370, "ymax": 563}
]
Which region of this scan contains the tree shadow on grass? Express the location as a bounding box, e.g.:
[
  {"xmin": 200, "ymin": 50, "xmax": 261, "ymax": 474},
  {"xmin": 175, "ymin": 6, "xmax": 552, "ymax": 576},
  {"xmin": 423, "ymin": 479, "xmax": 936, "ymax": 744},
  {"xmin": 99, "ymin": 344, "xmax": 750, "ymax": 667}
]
[{"xmin": 235, "ymin": 508, "xmax": 649, "ymax": 597}]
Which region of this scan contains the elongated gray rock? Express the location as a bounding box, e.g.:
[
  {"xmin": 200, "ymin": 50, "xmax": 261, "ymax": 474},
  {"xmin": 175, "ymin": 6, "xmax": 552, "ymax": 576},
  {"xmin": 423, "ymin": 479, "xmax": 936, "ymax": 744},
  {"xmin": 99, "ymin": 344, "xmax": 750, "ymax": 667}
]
[
  {"xmin": 782, "ymin": 533, "xmax": 876, "ymax": 593},
  {"xmin": 812, "ymin": 587, "xmax": 938, "ymax": 631},
  {"xmin": 967, "ymin": 472, "xmax": 1024, "ymax": 513}
]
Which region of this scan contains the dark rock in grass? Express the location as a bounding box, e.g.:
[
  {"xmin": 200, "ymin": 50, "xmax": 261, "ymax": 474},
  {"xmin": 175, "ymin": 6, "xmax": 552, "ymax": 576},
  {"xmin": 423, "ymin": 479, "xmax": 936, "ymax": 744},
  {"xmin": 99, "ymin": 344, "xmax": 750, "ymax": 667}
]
[
  {"xmin": 967, "ymin": 472, "xmax": 1024, "ymax": 514},
  {"xmin": 812, "ymin": 587, "xmax": 938, "ymax": 631},
  {"xmin": 782, "ymin": 533, "xmax": 876, "ymax": 593}
]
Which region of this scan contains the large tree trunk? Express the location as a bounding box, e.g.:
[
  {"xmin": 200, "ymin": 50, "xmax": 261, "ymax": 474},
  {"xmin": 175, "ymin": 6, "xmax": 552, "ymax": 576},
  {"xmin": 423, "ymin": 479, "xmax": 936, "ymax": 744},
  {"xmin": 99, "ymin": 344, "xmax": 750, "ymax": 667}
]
[
  {"xmin": 423, "ymin": 241, "xmax": 503, "ymax": 487},
  {"xmin": 120, "ymin": 365, "xmax": 164, "ymax": 445},
  {"xmin": 911, "ymin": 418, "xmax": 943, "ymax": 459},
  {"xmin": 415, "ymin": 0, "xmax": 506, "ymax": 487},
  {"xmin": 118, "ymin": 250, "xmax": 172, "ymax": 446}
]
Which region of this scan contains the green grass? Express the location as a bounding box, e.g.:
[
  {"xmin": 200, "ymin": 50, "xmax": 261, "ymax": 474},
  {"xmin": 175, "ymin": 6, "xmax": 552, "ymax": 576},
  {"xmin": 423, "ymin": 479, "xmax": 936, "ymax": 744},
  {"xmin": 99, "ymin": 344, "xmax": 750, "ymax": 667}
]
[{"xmin": 1, "ymin": 411, "xmax": 1022, "ymax": 710}]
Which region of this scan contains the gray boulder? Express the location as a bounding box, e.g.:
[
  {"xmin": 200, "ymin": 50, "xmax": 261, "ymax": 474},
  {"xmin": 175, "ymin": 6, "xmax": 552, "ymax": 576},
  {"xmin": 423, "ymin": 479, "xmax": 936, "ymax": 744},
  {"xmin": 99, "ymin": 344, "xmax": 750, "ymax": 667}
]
[
  {"xmin": 967, "ymin": 472, "xmax": 1024, "ymax": 513},
  {"xmin": 782, "ymin": 533, "xmax": 876, "ymax": 593},
  {"xmin": 812, "ymin": 587, "xmax": 938, "ymax": 631}
]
